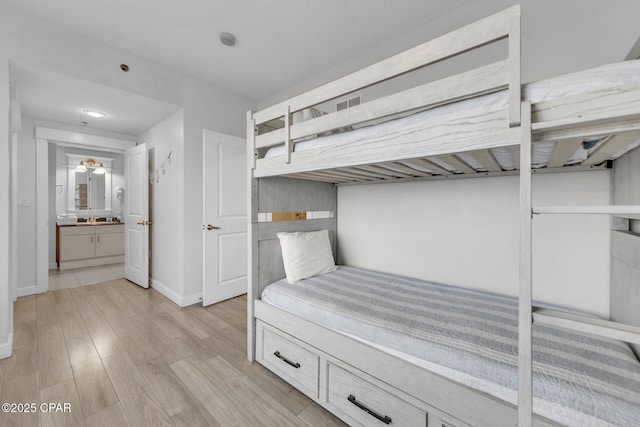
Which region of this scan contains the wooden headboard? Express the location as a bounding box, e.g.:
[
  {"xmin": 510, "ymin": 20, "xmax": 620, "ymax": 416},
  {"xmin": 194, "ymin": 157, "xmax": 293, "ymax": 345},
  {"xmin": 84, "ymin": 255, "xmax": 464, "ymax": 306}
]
[
  {"xmin": 252, "ymin": 176, "xmax": 338, "ymax": 295},
  {"xmin": 611, "ymin": 230, "xmax": 640, "ymax": 358}
]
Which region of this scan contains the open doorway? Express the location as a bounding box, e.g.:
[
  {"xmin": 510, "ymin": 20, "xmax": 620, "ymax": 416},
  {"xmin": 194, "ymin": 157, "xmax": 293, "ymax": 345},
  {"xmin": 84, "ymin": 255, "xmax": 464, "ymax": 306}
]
[
  {"xmin": 39, "ymin": 129, "xmax": 133, "ymax": 293},
  {"xmin": 11, "ymin": 62, "xmax": 180, "ymax": 297}
]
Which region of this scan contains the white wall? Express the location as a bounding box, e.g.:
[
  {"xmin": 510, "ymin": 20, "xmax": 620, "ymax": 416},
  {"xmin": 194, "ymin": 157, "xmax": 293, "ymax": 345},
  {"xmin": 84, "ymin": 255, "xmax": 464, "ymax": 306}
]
[
  {"xmin": 15, "ymin": 117, "xmax": 38, "ymax": 291},
  {"xmin": 337, "ymin": 170, "xmax": 611, "ymax": 317},
  {"xmin": 48, "ymin": 144, "xmax": 56, "ymax": 269},
  {"xmin": 1, "ymin": 55, "xmax": 14, "ymax": 358},
  {"xmin": 137, "ymin": 109, "xmax": 186, "ymax": 305}
]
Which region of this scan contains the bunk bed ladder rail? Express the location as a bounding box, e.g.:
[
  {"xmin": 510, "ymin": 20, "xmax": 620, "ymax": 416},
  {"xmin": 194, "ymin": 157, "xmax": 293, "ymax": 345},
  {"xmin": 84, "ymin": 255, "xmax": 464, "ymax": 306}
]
[
  {"xmin": 519, "ymin": 103, "xmax": 640, "ymax": 427},
  {"xmin": 518, "ymin": 101, "xmax": 533, "ymax": 427}
]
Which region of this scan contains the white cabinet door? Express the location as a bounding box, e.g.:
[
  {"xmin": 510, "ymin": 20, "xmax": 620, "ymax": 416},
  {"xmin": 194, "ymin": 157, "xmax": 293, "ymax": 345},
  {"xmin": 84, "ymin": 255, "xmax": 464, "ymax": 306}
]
[
  {"xmin": 60, "ymin": 234, "xmax": 95, "ymax": 261},
  {"xmin": 95, "ymin": 232, "xmax": 124, "ymax": 258},
  {"xmin": 59, "ymin": 226, "xmax": 96, "ymax": 261}
]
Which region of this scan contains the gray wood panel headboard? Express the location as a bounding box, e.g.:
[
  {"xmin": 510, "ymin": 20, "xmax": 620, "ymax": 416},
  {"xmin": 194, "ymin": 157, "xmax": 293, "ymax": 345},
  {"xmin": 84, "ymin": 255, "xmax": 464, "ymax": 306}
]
[
  {"xmin": 611, "ymin": 230, "xmax": 640, "ymax": 358},
  {"xmin": 253, "ymin": 176, "xmax": 338, "ymax": 294},
  {"xmin": 257, "ymin": 220, "xmax": 337, "ymax": 293}
]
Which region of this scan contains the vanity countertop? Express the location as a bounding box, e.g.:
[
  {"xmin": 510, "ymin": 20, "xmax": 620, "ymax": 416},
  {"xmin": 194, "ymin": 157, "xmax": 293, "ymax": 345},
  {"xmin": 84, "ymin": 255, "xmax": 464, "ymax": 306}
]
[{"xmin": 58, "ymin": 221, "xmax": 123, "ymax": 227}]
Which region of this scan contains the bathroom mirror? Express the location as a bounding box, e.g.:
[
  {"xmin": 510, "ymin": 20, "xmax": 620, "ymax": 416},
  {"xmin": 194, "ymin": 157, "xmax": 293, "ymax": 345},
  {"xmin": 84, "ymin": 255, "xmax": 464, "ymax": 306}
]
[
  {"xmin": 66, "ymin": 154, "xmax": 113, "ymax": 214},
  {"xmin": 74, "ymin": 169, "xmax": 106, "ymax": 210}
]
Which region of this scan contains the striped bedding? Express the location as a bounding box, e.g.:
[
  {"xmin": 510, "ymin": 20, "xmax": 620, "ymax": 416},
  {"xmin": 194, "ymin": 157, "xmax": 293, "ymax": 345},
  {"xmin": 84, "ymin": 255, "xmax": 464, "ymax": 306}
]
[{"xmin": 261, "ymin": 266, "xmax": 640, "ymax": 427}]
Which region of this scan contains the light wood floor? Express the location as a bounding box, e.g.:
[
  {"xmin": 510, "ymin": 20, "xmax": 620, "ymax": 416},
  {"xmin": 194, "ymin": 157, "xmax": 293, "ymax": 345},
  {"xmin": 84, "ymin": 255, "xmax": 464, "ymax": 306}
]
[
  {"xmin": 0, "ymin": 279, "xmax": 346, "ymax": 426},
  {"xmin": 48, "ymin": 264, "xmax": 124, "ymax": 290}
]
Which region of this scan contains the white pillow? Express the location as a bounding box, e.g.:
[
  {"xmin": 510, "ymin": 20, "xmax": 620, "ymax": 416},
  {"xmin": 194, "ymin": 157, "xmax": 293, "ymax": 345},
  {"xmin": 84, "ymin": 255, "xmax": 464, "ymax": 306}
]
[{"xmin": 276, "ymin": 229, "xmax": 337, "ymax": 283}]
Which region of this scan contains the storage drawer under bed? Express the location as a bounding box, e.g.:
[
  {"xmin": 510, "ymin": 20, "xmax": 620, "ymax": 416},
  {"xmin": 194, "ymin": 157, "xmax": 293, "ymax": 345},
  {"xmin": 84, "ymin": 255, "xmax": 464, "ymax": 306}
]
[
  {"xmin": 256, "ymin": 320, "xmax": 320, "ymax": 399},
  {"xmin": 327, "ymin": 361, "xmax": 426, "ymax": 426},
  {"xmin": 326, "ymin": 361, "xmax": 470, "ymax": 427},
  {"xmin": 255, "ymin": 317, "xmax": 470, "ymax": 426}
]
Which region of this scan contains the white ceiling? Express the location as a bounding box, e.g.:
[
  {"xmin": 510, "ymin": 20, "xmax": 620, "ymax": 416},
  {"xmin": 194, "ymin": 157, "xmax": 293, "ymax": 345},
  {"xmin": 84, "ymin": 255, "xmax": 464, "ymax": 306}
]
[
  {"xmin": 12, "ymin": 63, "xmax": 180, "ymax": 136},
  {"xmin": 3, "ymin": 0, "xmax": 640, "ymax": 135},
  {"xmin": 2, "ymin": 0, "xmax": 475, "ymax": 101}
]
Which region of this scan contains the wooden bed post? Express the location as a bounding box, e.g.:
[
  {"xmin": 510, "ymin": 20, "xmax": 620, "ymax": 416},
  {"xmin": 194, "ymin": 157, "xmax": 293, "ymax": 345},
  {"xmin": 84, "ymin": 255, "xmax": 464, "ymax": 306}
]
[
  {"xmin": 247, "ymin": 109, "xmax": 258, "ymax": 362},
  {"xmin": 508, "ymin": 7, "xmax": 522, "ymax": 127},
  {"xmin": 518, "ymin": 101, "xmax": 533, "ymax": 427},
  {"xmin": 249, "ymin": 114, "xmax": 256, "ymax": 171},
  {"xmin": 284, "ymin": 105, "xmax": 292, "ymax": 164}
]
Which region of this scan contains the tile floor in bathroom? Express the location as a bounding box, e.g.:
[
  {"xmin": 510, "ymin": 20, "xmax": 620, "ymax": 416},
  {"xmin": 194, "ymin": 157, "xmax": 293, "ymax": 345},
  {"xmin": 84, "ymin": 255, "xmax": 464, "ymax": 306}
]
[{"xmin": 48, "ymin": 263, "xmax": 124, "ymax": 290}]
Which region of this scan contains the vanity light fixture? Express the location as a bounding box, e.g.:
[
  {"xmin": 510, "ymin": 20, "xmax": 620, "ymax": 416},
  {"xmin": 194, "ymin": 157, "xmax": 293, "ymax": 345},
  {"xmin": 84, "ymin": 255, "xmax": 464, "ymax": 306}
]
[
  {"xmin": 83, "ymin": 109, "xmax": 106, "ymax": 118},
  {"xmin": 76, "ymin": 161, "xmax": 87, "ymax": 172},
  {"xmin": 93, "ymin": 163, "xmax": 106, "ymax": 174},
  {"xmin": 75, "ymin": 158, "xmax": 106, "ymax": 174}
]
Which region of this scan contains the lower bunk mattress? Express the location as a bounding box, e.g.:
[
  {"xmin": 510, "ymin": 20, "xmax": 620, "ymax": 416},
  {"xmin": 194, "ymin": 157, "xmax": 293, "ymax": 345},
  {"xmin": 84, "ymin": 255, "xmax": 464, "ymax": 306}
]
[{"xmin": 261, "ymin": 266, "xmax": 640, "ymax": 427}]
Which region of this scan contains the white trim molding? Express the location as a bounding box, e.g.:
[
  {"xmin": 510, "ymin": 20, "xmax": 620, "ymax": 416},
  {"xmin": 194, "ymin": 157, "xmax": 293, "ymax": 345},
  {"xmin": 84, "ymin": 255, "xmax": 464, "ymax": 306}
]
[
  {"xmin": 17, "ymin": 286, "xmax": 44, "ymax": 298},
  {"xmin": 151, "ymin": 279, "xmax": 201, "ymax": 307},
  {"xmin": 0, "ymin": 332, "xmax": 13, "ymax": 359},
  {"xmin": 35, "ymin": 127, "xmax": 135, "ymax": 152}
]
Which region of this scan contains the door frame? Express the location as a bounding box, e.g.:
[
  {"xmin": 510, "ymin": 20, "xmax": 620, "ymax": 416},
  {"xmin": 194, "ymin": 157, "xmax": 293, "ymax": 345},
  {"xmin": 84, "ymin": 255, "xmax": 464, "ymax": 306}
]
[{"xmin": 30, "ymin": 127, "xmax": 134, "ymax": 296}]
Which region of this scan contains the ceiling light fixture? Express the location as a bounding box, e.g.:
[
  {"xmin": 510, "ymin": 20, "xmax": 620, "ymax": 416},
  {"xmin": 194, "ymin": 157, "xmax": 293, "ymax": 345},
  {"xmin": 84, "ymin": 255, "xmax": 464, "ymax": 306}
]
[
  {"xmin": 83, "ymin": 109, "xmax": 106, "ymax": 118},
  {"xmin": 220, "ymin": 32, "xmax": 236, "ymax": 47}
]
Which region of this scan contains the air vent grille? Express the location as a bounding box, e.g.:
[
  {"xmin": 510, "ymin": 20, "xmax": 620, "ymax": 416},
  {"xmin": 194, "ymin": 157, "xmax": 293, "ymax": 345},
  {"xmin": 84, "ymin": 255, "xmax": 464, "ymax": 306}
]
[{"xmin": 337, "ymin": 95, "xmax": 361, "ymax": 111}]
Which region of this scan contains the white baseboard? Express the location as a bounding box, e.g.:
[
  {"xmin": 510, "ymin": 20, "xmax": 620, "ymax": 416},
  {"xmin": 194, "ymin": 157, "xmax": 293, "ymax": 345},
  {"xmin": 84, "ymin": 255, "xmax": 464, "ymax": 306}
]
[
  {"xmin": 150, "ymin": 279, "xmax": 181, "ymax": 305},
  {"xmin": 181, "ymin": 292, "xmax": 203, "ymax": 307},
  {"xmin": 49, "ymin": 262, "xmax": 57, "ymax": 270},
  {"xmin": 17, "ymin": 285, "xmax": 40, "ymax": 297},
  {"xmin": 0, "ymin": 332, "xmax": 13, "ymax": 359},
  {"xmin": 59, "ymin": 255, "xmax": 124, "ymax": 271},
  {"xmin": 150, "ymin": 279, "xmax": 202, "ymax": 307}
]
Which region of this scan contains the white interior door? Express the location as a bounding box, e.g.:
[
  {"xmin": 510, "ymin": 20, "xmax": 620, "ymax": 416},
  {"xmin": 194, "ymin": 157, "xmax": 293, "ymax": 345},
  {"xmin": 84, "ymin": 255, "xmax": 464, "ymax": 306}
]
[
  {"xmin": 203, "ymin": 130, "xmax": 247, "ymax": 306},
  {"xmin": 124, "ymin": 143, "xmax": 149, "ymax": 288}
]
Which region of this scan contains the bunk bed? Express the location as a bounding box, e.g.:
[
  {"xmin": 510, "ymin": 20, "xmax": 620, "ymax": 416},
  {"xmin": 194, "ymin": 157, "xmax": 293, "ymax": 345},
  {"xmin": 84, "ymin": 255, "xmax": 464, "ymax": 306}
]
[{"xmin": 247, "ymin": 6, "xmax": 640, "ymax": 427}]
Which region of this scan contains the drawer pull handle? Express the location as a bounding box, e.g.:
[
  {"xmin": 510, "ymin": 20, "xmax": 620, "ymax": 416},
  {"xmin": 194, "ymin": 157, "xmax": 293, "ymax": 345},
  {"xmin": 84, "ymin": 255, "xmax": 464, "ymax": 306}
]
[
  {"xmin": 348, "ymin": 394, "xmax": 392, "ymax": 425},
  {"xmin": 273, "ymin": 351, "xmax": 300, "ymax": 369}
]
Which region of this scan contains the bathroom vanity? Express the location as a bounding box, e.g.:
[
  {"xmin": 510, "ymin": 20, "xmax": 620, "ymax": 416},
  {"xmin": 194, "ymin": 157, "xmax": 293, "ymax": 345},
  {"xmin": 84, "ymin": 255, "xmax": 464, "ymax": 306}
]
[{"xmin": 56, "ymin": 222, "xmax": 124, "ymax": 270}]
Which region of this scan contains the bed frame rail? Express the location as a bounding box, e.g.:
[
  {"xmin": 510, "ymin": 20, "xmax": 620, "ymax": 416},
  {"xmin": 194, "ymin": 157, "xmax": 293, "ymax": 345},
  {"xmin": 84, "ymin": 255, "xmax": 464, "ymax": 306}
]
[
  {"xmin": 253, "ymin": 6, "xmax": 520, "ymax": 126},
  {"xmin": 255, "ymin": 60, "xmax": 512, "ymax": 151},
  {"xmin": 250, "ymin": 5, "xmax": 521, "ymax": 172}
]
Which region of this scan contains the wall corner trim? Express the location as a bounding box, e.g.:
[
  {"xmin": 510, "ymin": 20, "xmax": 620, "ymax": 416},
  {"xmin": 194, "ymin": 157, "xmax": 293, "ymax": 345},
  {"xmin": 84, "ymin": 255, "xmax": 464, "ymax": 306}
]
[
  {"xmin": 16, "ymin": 285, "xmax": 44, "ymax": 298},
  {"xmin": 151, "ymin": 279, "xmax": 201, "ymax": 308},
  {"xmin": 0, "ymin": 332, "xmax": 14, "ymax": 359}
]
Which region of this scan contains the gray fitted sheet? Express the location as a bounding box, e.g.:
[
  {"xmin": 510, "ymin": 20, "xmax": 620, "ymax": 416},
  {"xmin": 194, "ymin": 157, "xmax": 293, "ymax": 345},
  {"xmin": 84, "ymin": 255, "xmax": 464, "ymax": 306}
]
[{"xmin": 262, "ymin": 266, "xmax": 640, "ymax": 427}]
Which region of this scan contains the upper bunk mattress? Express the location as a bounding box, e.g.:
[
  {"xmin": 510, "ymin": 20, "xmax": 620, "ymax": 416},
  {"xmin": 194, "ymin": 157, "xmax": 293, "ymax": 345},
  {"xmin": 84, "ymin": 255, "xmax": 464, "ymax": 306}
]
[
  {"xmin": 261, "ymin": 266, "xmax": 640, "ymax": 427},
  {"xmin": 265, "ymin": 60, "xmax": 640, "ymax": 171}
]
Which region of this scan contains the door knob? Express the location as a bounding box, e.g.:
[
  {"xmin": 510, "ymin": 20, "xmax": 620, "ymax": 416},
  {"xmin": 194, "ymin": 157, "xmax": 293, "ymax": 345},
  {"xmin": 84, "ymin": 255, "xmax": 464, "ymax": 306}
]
[{"xmin": 206, "ymin": 224, "xmax": 220, "ymax": 230}]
